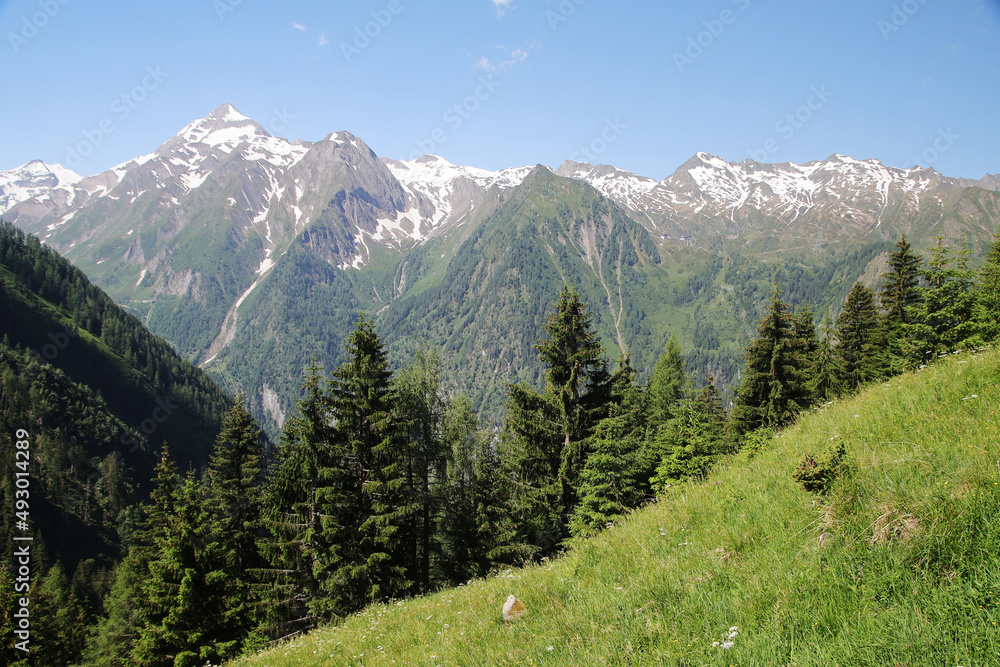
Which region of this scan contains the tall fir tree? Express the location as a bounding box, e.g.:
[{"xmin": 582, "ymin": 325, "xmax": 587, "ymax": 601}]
[
  {"xmin": 646, "ymin": 336, "xmax": 687, "ymax": 428},
  {"xmin": 977, "ymin": 229, "xmax": 1000, "ymax": 341},
  {"xmin": 504, "ymin": 285, "xmax": 613, "ymax": 553},
  {"xmin": 569, "ymin": 356, "xmax": 645, "ymax": 538},
  {"xmin": 204, "ymin": 397, "xmax": 267, "ymax": 656},
  {"xmin": 919, "ymin": 234, "xmax": 979, "ymax": 354},
  {"xmin": 836, "ymin": 282, "xmax": 885, "ymax": 391},
  {"xmin": 880, "ymin": 235, "xmax": 924, "ymax": 324},
  {"xmin": 730, "ymin": 287, "xmax": 811, "ymax": 436},
  {"xmin": 259, "ymin": 361, "xmax": 349, "ymax": 637},
  {"xmin": 808, "ymin": 315, "xmax": 845, "ymax": 402},
  {"xmin": 793, "ymin": 307, "xmax": 820, "ymax": 394},
  {"xmin": 329, "ymin": 314, "xmax": 411, "ymax": 604},
  {"xmin": 394, "ymin": 347, "xmax": 450, "ymax": 594}
]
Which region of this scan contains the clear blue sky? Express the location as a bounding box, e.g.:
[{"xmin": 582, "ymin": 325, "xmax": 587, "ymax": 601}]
[{"xmin": 2, "ymin": 0, "xmax": 998, "ymax": 180}]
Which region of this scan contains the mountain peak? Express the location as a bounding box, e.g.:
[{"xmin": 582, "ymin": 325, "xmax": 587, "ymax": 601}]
[{"xmin": 209, "ymin": 103, "xmax": 250, "ymax": 123}]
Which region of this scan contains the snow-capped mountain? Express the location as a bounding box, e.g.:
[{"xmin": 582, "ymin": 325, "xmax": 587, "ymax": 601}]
[
  {"xmin": 557, "ymin": 152, "xmax": 989, "ymax": 242},
  {"xmin": 384, "ymin": 154, "xmax": 532, "ymax": 232},
  {"xmin": 0, "ymin": 160, "xmax": 82, "ymax": 214},
  {"xmin": 3, "ymin": 103, "xmax": 998, "ymax": 435}
]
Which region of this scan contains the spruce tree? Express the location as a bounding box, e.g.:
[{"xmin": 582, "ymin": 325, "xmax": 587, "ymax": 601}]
[
  {"xmin": 836, "ymin": 282, "xmax": 885, "ymax": 391},
  {"xmin": 808, "ymin": 315, "xmax": 844, "ymax": 402},
  {"xmin": 646, "ymin": 335, "xmax": 687, "ymax": 427},
  {"xmin": 504, "ymin": 285, "xmax": 613, "ymax": 553},
  {"xmin": 395, "ymin": 347, "xmax": 450, "ymax": 594},
  {"xmin": 919, "ymin": 234, "xmax": 979, "ymax": 354},
  {"xmin": 730, "ymin": 288, "xmax": 811, "ymax": 436},
  {"xmin": 650, "ymin": 400, "xmax": 716, "ymax": 494},
  {"xmin": 205, "ymin": 397, "xmax": 266, "ymax": 656},
  {"xmin": 569, "ymin": 356, "xmax": 645, "ymax": 538},
  {"xmin": 881, "ymin": 235, "xmax": 924, "ymax": 324},
  {"xmin": 329, "ymin": 314, "xmax": 410, "ymax": 604},
  {"xmin": 259, "ymin": 361, "xmax": 348, "ymax": 637},
  {"xmin": 977, "ymin": 229, "xmax": 1000, "ymax": 341}
]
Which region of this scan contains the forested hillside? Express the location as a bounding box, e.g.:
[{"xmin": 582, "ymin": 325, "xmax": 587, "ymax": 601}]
[
  {"xmin": 11, "ymin": 221, "xmax": 991, "ymax": 665},
  {"xmin": 0, "ymin": 221, "xmax": 234, "ymax": 665}
]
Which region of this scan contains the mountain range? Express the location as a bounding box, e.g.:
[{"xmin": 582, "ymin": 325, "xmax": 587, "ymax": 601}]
[{"xmin": 3, "ymin": 103, "xmax": 998, "ymax": 437}]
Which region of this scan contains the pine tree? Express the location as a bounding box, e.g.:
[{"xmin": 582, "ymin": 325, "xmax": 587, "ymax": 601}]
[
  {"xmin": 919, "ymin": 234, "xmax": 979, "ymax": 354},
  {"xmin": 977, "ymin": 229, "xmax": 1000, "ymax": 341},
  {"xmin": 394, "ymin": 347, "xmax": 450, "ymax": 593},
  {"xmin": 204, "ymin": 397, "xmax": 266, "ymax": 657},
  {"xmin": 808, "ymin": 315, "xmax": 845, "ymax": 402},
  {"xmin": 259, "ymin": 361, "xmax": 347, "ymax": 639},
  {"xmin": 730, "ymin": 288, "xmax": 811, "ymax": 436},
  {"xmin": 329, "ymin": 314, "xmax": 410, "ymax": 604},
  {"xmin": 881, "ymin": 235, "xmax": 924, "ymax": 324},
  {"xmin": 836, "ymin": 282, "xmax": 885, "ymax": 391},
  {"xmin": 504, "ymin": 285, "xmax": 613, "ymax": 553},
  {"xmin": 646, "ymin": 335, "xmax": 687, "ymax": 427},
  {"xmin": 569, "ymin": 356, "xmax": 645, "ymax": 538}
]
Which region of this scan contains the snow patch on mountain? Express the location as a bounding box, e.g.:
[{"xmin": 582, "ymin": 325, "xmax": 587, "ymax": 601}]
[{"xmin": 0, "ymin": 161, "xmax": 82, "ymax": 213}]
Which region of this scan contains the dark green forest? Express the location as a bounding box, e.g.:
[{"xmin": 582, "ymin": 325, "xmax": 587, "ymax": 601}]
[{"xmin": 3, "ymin": 220, "xmax": 1000, "ymax": 665}]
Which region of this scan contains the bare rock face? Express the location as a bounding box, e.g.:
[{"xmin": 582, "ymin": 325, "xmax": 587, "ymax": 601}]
[{"xmin": 502, "ymin": 594, "xmax": 526, "ymax": 622}]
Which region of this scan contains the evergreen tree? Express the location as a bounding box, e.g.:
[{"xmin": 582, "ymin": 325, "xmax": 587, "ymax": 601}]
[
  {"xmin": 204, "ymin": 397, "xmax": 267, "ymax": 656},
  {"xmin": 82, "ymin": 555, "xmax": 145, "ymax": 667},
  {"xmin": 504, "ymin": 285, "xmax": 613, "ymax": 553},
  {"xmin": 649, "ymin": 400, "xmax": 717, "ymax": 494},
  {"xmin": 259, "ymin": 361, "xmax": 347, "ymax": 639},
  {"xmin": 395, "ymin": 347, "xmax": 450, "ymax": 594},
  {"xmin": 808, "ymin": 315, "xmax": 845, "ymax": 402},
  {"xmin": 793, "ymin": 307, "xmax": 820, "ymax": 391},
  {"xmin": 836, "ymin": 282, "xmax": 885, "ymax": 391},
  {"xmin": 569, "ymin": 356, "xmax": 645, "ymax": 538},
  {"xmin": 880, "ymin": 235, "xmax": 924, "ymax": 325},
  {"xmin": 329, "ymin": 314, "xmax": 410, "ymax": 604},
  {"xmin": 730, "ymin": 288, "xmax": 811, "ymax": 436},
  {"xmin": 919, "ymin": 234, "xmax": 979, "ymax": 354},
  {"xmin": 977, "ymin": 229, "xmax": 1000, "ymax": 342},
  {"xmin": 646, "ymin": 335, "xmax": 687, "ymax": 427},
  {"xmin": 130, "ymin": 450, "xmax": 182, "ymax": 666},
  {"xmin": 29, "ymin": 563, "xmax": 88, "ymax": 667}
]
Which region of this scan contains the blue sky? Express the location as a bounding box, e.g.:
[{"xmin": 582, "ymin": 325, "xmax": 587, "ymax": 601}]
[{"xmin": 1, "ymin": 0, "xmax": 998, "ymax": 179}]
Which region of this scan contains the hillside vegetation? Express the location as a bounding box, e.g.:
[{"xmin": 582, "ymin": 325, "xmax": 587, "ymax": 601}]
[{"xmin": 235, "ymin": 347, "xmax": 1000, "ymax": 666}]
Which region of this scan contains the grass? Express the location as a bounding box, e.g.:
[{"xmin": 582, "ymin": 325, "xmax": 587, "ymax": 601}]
[{"xmin": 233, "ymin": 348, "xmax": 1000, "ymax": 666}]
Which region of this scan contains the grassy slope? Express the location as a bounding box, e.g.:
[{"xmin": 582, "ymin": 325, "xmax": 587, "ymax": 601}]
[{"xmin": 236, "ymin": 349, "xmax": 1000, "ymax": 666}]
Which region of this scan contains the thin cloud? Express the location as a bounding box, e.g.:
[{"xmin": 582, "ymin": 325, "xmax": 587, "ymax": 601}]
[
  {"xmin": 474, "ymin": 40, "xmax": 538, "ymax": 72},
  {"xmin": 292, "ymin": 22, "xmax": 307, "ymax": 32},
  {"xmin": 491, "ymin": 0, "xmax": 514, "ymax": 17},
  {"xmin": 318, "ymin": 34, "xmax": 329, "ymax": 48}
]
